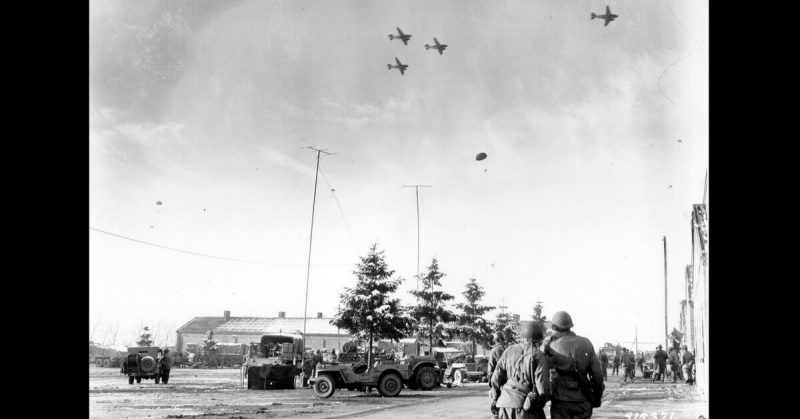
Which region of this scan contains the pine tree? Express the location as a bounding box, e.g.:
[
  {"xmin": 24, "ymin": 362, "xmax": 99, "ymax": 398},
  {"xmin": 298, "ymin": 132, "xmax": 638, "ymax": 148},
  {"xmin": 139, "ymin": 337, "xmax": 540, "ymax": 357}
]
[
  {"xmin": 453, "ymin": 278, "xmax": 495, "ymax": 355},
  {"xmin": 137, "ymin": 326, "xmax": 154, "ymax": 347},
  {"xmin": 408, "ymin": 258, "xmax": 457, "ymax": 354},
  {"xmin": 495, "ymin": 312, "xmax": 519, "ymax": 344},
  {"xmin": 331, "ymin": 244, "xmax": 411, "ymax": 366},
  {"xmin": 202, "ymin": 330, "xmax": 219, "ymax": 367},
  {"xmin": 532, "ymin": 301, "xmax": 547, "ymax": 322}
]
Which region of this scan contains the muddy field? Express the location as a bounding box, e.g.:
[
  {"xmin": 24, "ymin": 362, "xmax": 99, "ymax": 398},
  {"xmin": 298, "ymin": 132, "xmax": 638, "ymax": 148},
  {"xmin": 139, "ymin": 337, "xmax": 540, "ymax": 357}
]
[{"xmin": 89, "ymin": 366, "xmax": 708, "ymax": 419}]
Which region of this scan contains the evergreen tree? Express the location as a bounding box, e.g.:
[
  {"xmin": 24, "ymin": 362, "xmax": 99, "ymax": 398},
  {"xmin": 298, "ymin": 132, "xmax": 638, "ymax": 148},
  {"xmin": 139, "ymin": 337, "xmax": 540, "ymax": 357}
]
[
  {"xmin": 409, "ymin": 258, "xmax": 457, "ymax": 353},
  {"xmin": 495, "ymin": 312, "xmax": 519, "ymax": 344},
  {"xmin": 202, "ymin": 330, "xmax": 219, "ymax": 367},
  {"xmin": 331, "ymin": 244, "xmax": 411, "ymax": 366},
  {"xmin": 532, "ymin": 301, "xmax": 547, "ymax": 322},
  {"xmin": 137, "ymin": 326, "xmax": 153, "ymax": 347},
  {"xmin": 453, "ymin": 278, "xmax": 495, "ymax": 355}
]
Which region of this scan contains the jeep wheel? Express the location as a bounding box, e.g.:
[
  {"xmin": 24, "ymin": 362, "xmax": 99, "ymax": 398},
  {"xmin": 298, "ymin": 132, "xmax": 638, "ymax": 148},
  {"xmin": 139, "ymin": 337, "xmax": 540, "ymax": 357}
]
[
  {"xmin": 128, "ymin": 376, "xmax": 134, "ymax": 385},
  {"xmin": 453, "ymin": 369, "xmax": 463, "ymax": 385},
  {"xmin": 313, "ymin": 375, "xmax": 335, "ymax": 398},
  {"xmin": 415, "ymin": 367, "xmax": 437, "ymax": 391},
  {"xmin": 378, "ymin": 373, "xmax": 402, "ymax": 397}
]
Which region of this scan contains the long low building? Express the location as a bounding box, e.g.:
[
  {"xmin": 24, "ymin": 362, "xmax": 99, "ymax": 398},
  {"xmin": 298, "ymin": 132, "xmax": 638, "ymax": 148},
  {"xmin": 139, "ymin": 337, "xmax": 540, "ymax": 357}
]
[{"xmin": 176, "ymin": 311, "xmax": 348, "ymax": 353}]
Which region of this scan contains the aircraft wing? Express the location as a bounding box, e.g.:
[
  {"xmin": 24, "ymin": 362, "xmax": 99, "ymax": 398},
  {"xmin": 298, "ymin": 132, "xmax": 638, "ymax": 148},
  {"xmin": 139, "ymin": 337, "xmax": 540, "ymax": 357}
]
[
  {"xmin": 399, "ymin": 67, "xmax": 405, "ymax": 75},
  {"xmin": 395, "ymin": 57, "xmax": 402, "ymax": 66},
  {"xmin": 397, "ymin": 27, "xmax": 404, "ymax": 36},
  {"xmin": 604, "ymin": 18, "xmax": 611, "ymax": 27},
  {"xmin": 434, "ymin": 37, "xmax": 440, "ymax": 46},
  {"xmin": 402, "ymin": 38, "xmax": 408, "ymax": 45},
  {"xmin": 606, "ymin": 5, "xmax": 611, "ymax": 15}
]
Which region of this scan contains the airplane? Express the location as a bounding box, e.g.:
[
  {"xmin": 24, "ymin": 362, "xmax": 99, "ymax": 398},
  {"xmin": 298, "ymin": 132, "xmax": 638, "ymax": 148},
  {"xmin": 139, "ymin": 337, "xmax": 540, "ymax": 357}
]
[
  {"xmin": 388, "ymin": 27, "xmax": 411, "ymax": 45},
  {"xmin": 424, "ymin": 37, "xmax": 447, "ymax": 55},
  {"xmin": 387, "ymin": 57, "xmax": 408, "ymax": 75},
  {"xmin": 591, "ymin": 5, "xmax": 618, "ymax": 27}
]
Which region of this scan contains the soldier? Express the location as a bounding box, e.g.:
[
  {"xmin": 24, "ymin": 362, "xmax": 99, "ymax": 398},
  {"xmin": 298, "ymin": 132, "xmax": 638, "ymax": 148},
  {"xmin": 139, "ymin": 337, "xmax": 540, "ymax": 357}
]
[
  {"xmin": 488, "ymin": 332, "xmax": 508, "ymax": 419},
  {"xmin": 542, "ymin": 311, "xmax": 604, "ymax": 419},
  {"xmin": 652, "ymin": 345, "xmax": 668, "ymax": 383},
  {"xmin": 490, "ymin": 321, "xmax": 550, "ymax": 419},
  {"xmin": 668, "ymin": 347, "xmax": 681, "ymax": 383},
  {"xmin": 597, "ymin": 350, "xmax": 608, "ymax": 381},
  {"xmin": 160, "ymin": 349, "xmax": 174, "ymax": 384},
  {"xmin": 636, "ymin": 352, "xmax": 645, "ymax": 375},
  {"xmin": 621, "ymin": 348, "xmax": 635, "ymax": 383},
  {"xmin": 312, "ymin": 349, "xmax": 323, "ymax": 377},
  {"xmin": 611, "ymin": 352, "xmax": 620, "ymax": 376},
  {"xmin": 680, "ymin": 345, "xmax": 695, "ymax": 385}
]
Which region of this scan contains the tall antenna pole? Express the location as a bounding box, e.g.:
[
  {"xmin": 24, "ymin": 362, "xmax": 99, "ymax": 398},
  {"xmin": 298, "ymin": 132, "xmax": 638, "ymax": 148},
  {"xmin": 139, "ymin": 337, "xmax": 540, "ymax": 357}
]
[
  {"xmin": 303, "ymin": 147, "xmax": 334, "ymax": 345},
  {"xmin": 663, "ymin": 236, "xmax": 669, "ymax": 350},
  {"xmin": 402, "ymin": 185, "xmax": 432, "ymax": 294}
]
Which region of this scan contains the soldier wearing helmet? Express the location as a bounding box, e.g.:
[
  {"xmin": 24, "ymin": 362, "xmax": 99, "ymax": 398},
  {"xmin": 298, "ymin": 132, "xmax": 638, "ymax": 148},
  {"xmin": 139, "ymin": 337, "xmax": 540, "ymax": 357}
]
[
  {"xmin": 490, "ymin": 321, "xmax": 550, "ymax": 419},
  {"xmin": 541, "ymin": 311, "xmax": 604, "ymax": 419},
  {"xmin": 488, "ymin": 332, "xmax": 508, "ymax": 419},
  {"xmin": 652, "ymin": 345, "xmax": 669, "ymax": 383},
  {"xmin": 680, "ymin": 345, "xmax": 695, "ymax": 385}
]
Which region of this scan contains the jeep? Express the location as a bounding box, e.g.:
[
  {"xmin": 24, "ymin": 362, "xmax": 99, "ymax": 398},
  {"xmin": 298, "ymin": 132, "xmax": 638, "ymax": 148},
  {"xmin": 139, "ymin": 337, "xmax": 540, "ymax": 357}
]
[
  {"xmin": 122, "ymin": 346, "xmax": 163, "ymax": 384},
  {"xmin": 310, "ymin": 354, "xmax": 441, "ymax": 398}
]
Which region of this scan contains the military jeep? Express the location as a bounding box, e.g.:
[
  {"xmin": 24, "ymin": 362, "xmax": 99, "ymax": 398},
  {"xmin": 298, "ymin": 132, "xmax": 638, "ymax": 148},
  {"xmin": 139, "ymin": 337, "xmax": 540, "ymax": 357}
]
[
  {"xmin": 436, "ymin": 347, "xmax": 489, "ymax": 387},
  {"xmin": 310, "ymin": 354, "xmax": 441, "ymax": 398},
  {"xmin": 122, "ymin": 346, "xmax": 163, "ymax": 384}
]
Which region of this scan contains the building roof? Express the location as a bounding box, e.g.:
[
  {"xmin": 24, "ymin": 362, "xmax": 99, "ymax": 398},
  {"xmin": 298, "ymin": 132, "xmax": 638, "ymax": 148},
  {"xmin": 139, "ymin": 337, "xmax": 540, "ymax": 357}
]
[{"xmin": 177, "ymin": 316, "xmax": 343, "ymax": 336}]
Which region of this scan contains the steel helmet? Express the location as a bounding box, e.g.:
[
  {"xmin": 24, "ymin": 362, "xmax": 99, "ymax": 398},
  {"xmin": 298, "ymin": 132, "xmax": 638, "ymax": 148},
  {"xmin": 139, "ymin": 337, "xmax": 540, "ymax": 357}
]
[
  {"xmin": 657, "ymin": 345, "xmax": 662, "ymax": 350},
  {"xmin": 552, "ymin": 311, "xmax": 574, "ymax": 329},
  {"xmin": 681, "ymin": 344, "xmax": 687, "ymax": 349},
  {"xmin": 520, "ymin": 321, "xmax": 544, "ymax": 341}
]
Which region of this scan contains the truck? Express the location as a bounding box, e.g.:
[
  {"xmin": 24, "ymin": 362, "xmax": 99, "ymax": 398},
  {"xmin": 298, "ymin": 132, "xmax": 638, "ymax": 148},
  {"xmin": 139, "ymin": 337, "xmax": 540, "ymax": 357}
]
[
  {"xmin": 89, "ymin": 342, "xmax": 127, "ymax": 368},
  {"xmin": 435, "ymin": 347, "xmax": 489, "ymax": 387},
  {"xmin": 122, "ymin": 346, "xmax": 163, "ymax": 384},
  {"xmin": 310, "ymin": 353, "xmax": 442, "ymax": 398},
  {"xmin": 244, "ymin": 332, "xmax": 304, "ymax": 390}
]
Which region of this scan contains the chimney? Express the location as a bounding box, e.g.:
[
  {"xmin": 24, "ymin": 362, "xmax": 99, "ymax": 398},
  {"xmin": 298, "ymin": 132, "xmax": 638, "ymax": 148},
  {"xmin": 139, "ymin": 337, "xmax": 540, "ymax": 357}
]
[
  {"xmin": 317, "ymin": 312, "xmax": 323, "ymax": 319},
  {"xmin": 278, "ymin": 311, "xmax": 286, "ymax": 318},
  {"xmin": 224, "ymin": 310, "xmax": 231, "ymax": 321}
]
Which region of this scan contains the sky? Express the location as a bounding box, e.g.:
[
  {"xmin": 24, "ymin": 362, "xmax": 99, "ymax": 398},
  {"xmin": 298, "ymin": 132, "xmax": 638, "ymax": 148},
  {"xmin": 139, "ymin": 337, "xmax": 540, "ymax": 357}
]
[{"xmin": 89, "ymin": 0, "xmax": 709, "ymax": 350}]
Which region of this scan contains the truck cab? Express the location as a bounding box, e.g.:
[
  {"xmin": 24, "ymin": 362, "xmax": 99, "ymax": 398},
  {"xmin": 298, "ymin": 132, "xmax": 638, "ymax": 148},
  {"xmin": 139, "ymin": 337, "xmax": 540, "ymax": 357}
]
[{"xmin": 244, "ymin": 332, "xmax": 304, "ymax": 390}]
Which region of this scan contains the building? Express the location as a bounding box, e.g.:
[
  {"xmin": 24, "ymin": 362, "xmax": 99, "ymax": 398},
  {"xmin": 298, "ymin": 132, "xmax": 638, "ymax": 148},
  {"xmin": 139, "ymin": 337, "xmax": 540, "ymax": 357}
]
[
  {"xmin": 176, "ymin": 311, "xmax": 348, "ymax": 353},
  {"xmin": 679, "ymin": 202, "xmax": 708, "ymax": 393}
]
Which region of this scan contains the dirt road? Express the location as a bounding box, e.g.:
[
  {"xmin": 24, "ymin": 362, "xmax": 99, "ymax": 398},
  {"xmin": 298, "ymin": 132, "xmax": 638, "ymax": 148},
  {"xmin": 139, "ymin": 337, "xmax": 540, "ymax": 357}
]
[{"xmin": 90, "ymin": 366, "xmax": 708, "ymax": 419}]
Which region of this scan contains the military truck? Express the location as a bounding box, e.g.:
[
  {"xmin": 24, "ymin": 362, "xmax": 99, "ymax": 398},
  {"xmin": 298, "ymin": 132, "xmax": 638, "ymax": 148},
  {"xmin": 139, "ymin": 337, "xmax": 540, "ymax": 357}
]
[
  {"xmin": 122, "ymin": 346, "xmax": 163, "ymax": 384},
  {"xmin": 310, "ymin": 353, "xmax": 441, "ymax": 398},
  {"xmin": 244, "ymin": 332, "xmax": 304, "ymax": 390},
  {"xmin": 89, "ymin": 342, "xmax": 126, "ymax": 368}
]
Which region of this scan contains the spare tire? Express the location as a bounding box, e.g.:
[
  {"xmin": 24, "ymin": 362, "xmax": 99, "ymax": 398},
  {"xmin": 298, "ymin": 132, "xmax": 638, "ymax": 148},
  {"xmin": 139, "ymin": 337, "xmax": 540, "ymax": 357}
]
[{"xmin": 140, "ymin": 356, "xmax": 156, "ymax": 372}]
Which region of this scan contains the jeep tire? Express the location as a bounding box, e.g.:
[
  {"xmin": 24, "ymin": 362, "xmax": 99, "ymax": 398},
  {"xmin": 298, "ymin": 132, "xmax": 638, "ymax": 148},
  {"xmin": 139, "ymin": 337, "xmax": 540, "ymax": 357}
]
[
  {"xmin": 313, "ymin": 375, "xmax": 335, "ymax": 398},
  {"xmin": 415, "ymin": 367, "xmax": 437, "ymax": 391},
  {"xmin": 378, "ymin": 372, "xmax": 402, "ymax": 397},
  {"xmin": 453, "ymin": 369, "xmax": 464, "ymax": 385}
]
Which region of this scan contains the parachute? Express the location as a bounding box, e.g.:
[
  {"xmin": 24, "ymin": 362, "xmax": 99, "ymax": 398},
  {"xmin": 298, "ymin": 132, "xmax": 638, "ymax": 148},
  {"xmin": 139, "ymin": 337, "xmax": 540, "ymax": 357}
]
[{"xmin": 475, "ymin": 152, "xmax": 487, "ymax": 161}]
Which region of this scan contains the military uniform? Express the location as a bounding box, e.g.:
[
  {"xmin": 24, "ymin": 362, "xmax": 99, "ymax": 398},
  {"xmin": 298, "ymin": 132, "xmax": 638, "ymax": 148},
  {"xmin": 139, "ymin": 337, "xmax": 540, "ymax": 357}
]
[
  {"xmin": 491, "ymin": 341, "xmax": 550, "ymax": 419},
  {"xmin": 543, "ymin": 331, "xmax": 604, "ymax": 419},
  {"xmin": 488, "ymin": 343, "xmax": 507, "ymax": 387},
  {"xmin": 611, "ymin": 354, "xmax": 620, "ymax": 375},
  {"xmin": 681, "ymin": 349, "xmax": 695, "ymax": 384},
  {"xmin": 598, "ymin": 352, "xmax": 608, "ymax": 380},
  {"xmin": 668, "ymin": 349, "xmax": 681, "ymax": 382},
  {"xmin": 160, "ymin": 350, "xmax": 174, "ymax": 384},
  {"xmin": 652, "ymin": 348, "xmax": 668, "ymax": 382},
  {"xmin": 621, "ymin": 351, "xmax": 635, "ymax": 382},
  {"xmin": 636, "ymin": 354, "xmax": 645, "ymax": 374}
]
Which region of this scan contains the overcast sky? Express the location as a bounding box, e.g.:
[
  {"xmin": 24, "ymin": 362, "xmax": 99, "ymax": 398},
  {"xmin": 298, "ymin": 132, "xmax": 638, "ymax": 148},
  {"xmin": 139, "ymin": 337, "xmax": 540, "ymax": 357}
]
[{"xmin": 89, "ymin": 0, "xmax": 708, "ymax": 350}]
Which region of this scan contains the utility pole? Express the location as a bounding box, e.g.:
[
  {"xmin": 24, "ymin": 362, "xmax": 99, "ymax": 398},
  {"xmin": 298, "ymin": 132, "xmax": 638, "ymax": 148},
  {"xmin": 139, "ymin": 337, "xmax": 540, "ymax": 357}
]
[
  {"xmin": 302, "ymin": 147, "xmax": 335, "ymax": 346},
  {"xmin": 663, "ymin": 236, "xmax": 669, "ymax": 351},
  {"xmin": 402, "ymin": 185, "xmax": 432, "ymax": 294}
]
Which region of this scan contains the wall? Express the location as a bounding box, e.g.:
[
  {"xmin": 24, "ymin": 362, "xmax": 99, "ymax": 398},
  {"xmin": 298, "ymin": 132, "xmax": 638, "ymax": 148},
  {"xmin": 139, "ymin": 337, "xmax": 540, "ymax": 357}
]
[{"xmin": 177, "ymin": 332, "xmax": 347, "ymax": 353}]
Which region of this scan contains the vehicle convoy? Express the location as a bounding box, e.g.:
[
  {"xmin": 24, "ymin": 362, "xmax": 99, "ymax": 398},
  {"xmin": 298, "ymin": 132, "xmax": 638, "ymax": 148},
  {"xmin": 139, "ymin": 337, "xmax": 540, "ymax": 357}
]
[
  {"xmin": 435, "ymin": 347, "xmax": 489, "ymax": 387},
  {"xmin": 89, "ymin": 342, "xmax": 126, "ymax": 368},
  {"xmin": 122, "ymin": 346, "xmax": 163, "ymax": 384},
  {"xmin": 244, "ymin": 332, "xmax": 304, "ymax": 390},
  {"xmin": 310, "ymin": 353, "xmax": 442, "ymax": 398}
]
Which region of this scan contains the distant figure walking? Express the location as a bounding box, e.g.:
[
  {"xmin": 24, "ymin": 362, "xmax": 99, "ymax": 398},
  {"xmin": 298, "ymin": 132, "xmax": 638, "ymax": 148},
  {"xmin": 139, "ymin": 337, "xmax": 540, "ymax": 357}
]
[
  {"xmin": 598, "ymin": 351, "xmax": 609, "ymax": 381},
  {"xmin": 160, "ymin": 349, "xmax": 174, "ymax": 384},
  {"xmin": 652, "ymin": 345, "xmax": 669, "ymax": 383},
  {"xmin": 611, "ymin": 352, "xmax": 620, "ymax": 376}
]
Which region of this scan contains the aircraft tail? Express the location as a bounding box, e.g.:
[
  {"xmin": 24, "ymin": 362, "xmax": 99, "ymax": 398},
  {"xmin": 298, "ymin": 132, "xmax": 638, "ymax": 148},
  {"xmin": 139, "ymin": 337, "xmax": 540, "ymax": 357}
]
[
  {"xmin": 591, "ymin": 13, "xmax": 597, "ymax": 19},
  {"xmin": 387, "ymin": 64, "xmax": 392, "ymax": 70},
  {"xmin": 425, "ymin": 44, "xmax": 430, "ymax": 50},
  {"xmin": 388, "ymin": 34, "xmax": 394, "ymax": 40}
]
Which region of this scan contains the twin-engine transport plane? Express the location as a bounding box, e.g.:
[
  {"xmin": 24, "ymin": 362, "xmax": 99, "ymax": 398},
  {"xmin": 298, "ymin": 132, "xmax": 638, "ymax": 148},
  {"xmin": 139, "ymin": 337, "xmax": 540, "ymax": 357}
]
[
  {"xmin": 424, "ymin": 37, "xmax": 447, "ymax": 55},
  {"xmin": 388, "ymin": 27, "xmax": 411, "ymax": 45},
  {"xmin": 388, "ymin": 57, "xmax": 408, "ymax": 75},
  {"xmin": 591, "ymin": 5, "xmax": 618, "ymax": 27}
]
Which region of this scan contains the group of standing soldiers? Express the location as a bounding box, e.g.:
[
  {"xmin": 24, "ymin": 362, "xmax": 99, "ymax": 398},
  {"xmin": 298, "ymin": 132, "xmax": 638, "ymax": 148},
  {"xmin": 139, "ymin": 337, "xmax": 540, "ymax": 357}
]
[
  {"xmin": 652, "ymin": 344, "xmax": 695, "ymax": 384},
  {"xmin": 487, "ymin": 311, "xmax": 604, "ymax": 419}
]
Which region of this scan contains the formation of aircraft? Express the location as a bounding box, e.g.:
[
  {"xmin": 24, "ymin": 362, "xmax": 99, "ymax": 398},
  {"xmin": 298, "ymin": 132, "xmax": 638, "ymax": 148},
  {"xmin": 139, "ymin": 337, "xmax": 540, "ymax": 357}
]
[
  {"xmin": 387, "ymin": 57, "xmax": 408, "ymax": 75},
  {"xmin": 424, "ymin": 38, "xmax": 448, "ymax": 55},
  {"xmin": 591, "ymin": 5, "xmax": 618, "ymax": 27},
  {"xmin": 388, "ymin": 27, "xmax": 411, "ymax": 45}
]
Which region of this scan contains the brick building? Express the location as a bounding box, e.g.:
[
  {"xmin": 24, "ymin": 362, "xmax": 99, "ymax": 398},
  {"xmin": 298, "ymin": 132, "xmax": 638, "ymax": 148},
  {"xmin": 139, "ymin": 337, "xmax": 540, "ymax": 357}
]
[{"xmin": 176, "ymin": 311, "xmax": 347, "ymax": 354}]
